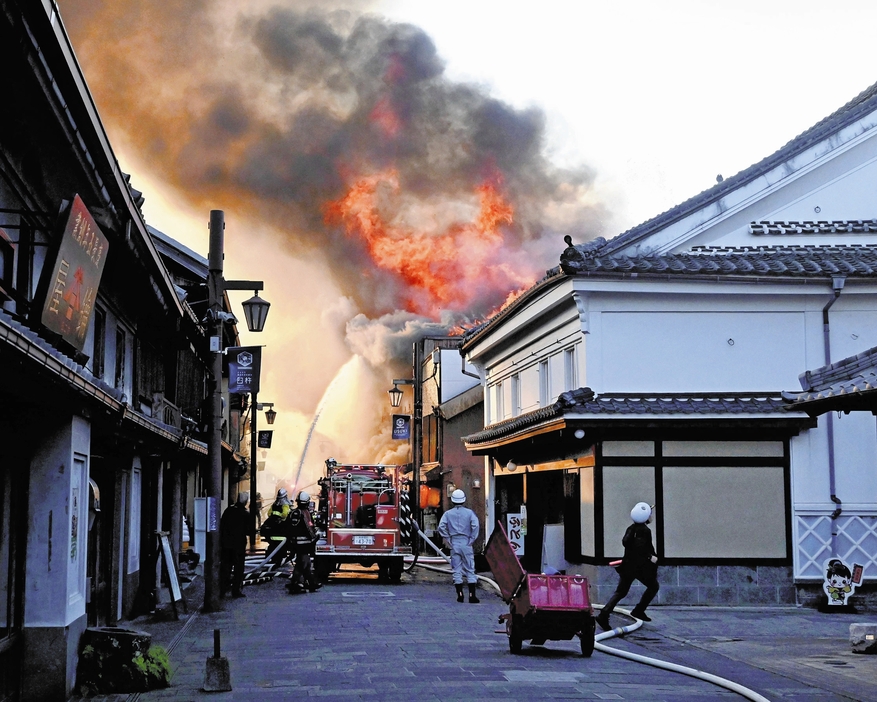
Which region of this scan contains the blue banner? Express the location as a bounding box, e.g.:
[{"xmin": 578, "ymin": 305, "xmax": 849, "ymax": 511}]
[
  {"xmin": 227, "ymin": 346, "xmax": 262, "ymax": 394},
  {"xmin": 392, "ymin": 414, "xmax": 411, "ymax": 440}
]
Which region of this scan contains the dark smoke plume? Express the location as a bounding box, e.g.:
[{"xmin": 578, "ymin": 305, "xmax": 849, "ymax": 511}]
[{"xmin": 59, "ymin": 1, "xmax": 605, "ymax": 319}]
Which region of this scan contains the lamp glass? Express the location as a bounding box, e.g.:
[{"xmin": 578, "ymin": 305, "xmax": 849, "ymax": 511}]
[
  {"xmin": 241, "ymin": 293, "xmax": 270, "ymax": 332},
  {"xmin": 265, "ymin": 407, "xmax": 277, "ymax": 425},
  {"xmin": 388, "ymin": 384, "xmax": 403, "ymax": 408}
]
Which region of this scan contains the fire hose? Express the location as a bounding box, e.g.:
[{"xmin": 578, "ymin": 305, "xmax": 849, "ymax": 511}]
[{"xmin": 409, "ymin": 528, "xmax": 771, "ymax": 702}]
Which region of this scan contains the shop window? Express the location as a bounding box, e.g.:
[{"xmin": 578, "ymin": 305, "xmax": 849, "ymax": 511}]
[
  {"xmin": 0, "ymin": 228, "xmax": 13, "ymax": 300},
  {"xmin": 538, "ymin": 359, "xmax": 549, "ymax": 406},
  {"xmin": 663, "ymin": 466, "xmax": 786, "ymax": 559},
  {"xmin": 564, "ymin": 347, "xmax": 577, "ymax": 391}
]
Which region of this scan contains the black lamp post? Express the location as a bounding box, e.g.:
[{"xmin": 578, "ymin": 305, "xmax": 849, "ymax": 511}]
[
  {"xmin": 205, "ymin": 210, "xmax": 270, "ymax": 612},
  {"xmin": 248, "ymin": 400, "xmax": 276, "ymax": 551}
]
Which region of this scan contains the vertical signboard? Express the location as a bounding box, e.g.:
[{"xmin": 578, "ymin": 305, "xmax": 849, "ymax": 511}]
[
  {"xmin": 506, "ymin": 513, "xmax": 525, "ymax": 556},
  {"xmin": 391, "ymin": 414, "xmax": 411, "ymax": 440},
  {"xmin": 257, "ymin": 430, "xmax": 273, "ymax": 448},
  {"xmin": 38, "ymin": 195, "xmax": 109, "ymax": 351},
  {"xmin": 227, "ymin": 347, "xmax": 262, "ymax": 394}
]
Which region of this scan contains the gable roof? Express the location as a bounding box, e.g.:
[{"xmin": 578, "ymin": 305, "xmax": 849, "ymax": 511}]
[{"xmin": 600, "ymin": 81, "xmax": 877, "ymax": 256}]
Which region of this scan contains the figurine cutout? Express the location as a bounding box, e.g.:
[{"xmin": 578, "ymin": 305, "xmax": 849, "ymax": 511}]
[{"xmin": 823, "ymin": 558, "xmax": 864, "ymax": 605}]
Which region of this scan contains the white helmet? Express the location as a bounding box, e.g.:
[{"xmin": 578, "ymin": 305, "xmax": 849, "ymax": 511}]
[
  {"xmin": 631, "ymin": 502, "xmax": 652, "ymax": 523},
  {"xmin": 451, "ymin": 489, "xmax": 466, "ymax": 504},
  {"xmin": 277, "ymin": 488, "xmax": 288, "ymax": 499},
  {"xmin": 297, "ymin": 491, "xmax": 310, "ymax": 505}
]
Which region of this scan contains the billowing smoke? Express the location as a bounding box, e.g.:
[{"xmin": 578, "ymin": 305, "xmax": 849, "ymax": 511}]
[{"xmin": 58, "ymin": 0, "xmax": 607, "ymax": 487}]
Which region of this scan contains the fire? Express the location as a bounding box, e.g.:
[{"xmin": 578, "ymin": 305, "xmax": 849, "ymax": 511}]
[{"xmin": 324, "ymin": 170, "xmax": 533, "ymax": 318}]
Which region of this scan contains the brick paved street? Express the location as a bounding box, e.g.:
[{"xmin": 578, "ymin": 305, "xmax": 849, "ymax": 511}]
[{"xmin": 85, "ymin": 565, "xmax": 877, "ymax": 702}]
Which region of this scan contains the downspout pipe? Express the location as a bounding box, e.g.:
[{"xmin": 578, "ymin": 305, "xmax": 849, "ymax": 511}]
[{"xmin": 822, "ymin": 276, "xmax": 845, "ymax": 549}]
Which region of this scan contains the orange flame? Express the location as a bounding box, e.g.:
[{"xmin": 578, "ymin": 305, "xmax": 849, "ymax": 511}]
[{"xmin": 325, "ymin": 170, "xmax": 533, "ymax": 318}]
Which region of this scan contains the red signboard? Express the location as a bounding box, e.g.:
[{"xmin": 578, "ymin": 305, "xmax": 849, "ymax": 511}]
[{"xmin": 40, "ymin": 195, "xmax": 109, "ymax": 351}]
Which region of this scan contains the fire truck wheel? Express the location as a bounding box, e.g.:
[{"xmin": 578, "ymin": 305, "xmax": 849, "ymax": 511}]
[
  {"xmin": 388, "ymin": 557, "xmax": 403, "ymax": 583},
  {"xmin": 580, "ymin": 617, "xmax": 596, "ymax": 657},
  {"xmin": 377, "ymin": 562, "xmax": 390, "ymax": 581},
  {"xmin": 315, "ymin": 558, "xmax": 332, "ymax": 583}
]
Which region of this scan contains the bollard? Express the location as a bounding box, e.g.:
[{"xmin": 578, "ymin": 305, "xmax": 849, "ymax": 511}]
[{"xmin": 203, "ymin": 628, "xmax": 232, "ymax": 691}]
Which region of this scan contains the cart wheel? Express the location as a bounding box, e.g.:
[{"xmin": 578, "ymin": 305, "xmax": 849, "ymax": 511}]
[
  {"xmin": 508, "ymin": 614, "xmax": 523, "ymax": 654},
  {"xmin": 580, "ymin": 616, "xmax": 596, "ymax": 658}
]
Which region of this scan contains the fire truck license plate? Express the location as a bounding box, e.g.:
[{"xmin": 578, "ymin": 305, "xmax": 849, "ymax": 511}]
[{"xmin": 353, "ymin": 535, "xmax": 374, "ymax": 545}]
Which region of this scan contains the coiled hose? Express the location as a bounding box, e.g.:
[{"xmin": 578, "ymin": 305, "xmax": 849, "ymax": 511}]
[{"xmin": 408, "ymin": 528, "xmax": 770, "ymax": 702}]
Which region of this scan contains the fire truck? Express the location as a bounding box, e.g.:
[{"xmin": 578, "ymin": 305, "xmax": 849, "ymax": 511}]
[{"xmin": 313, "ymin": 458, "xmax": 413, "ymax": 582}]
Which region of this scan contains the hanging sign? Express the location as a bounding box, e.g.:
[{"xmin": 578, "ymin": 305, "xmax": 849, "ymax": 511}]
[
  {"xmin": 227, "ymin": 346, "xmax": 262, "ymax": 394},
  {"xmin": 257, "ymin": 430, "xmax": 273, "ymax": 448},
  {"xmin": 392, "ymin": 414, "xmax": 411, "ymax": 440},
  {"xmin": 506, "ymin": 513, "xmax": 525, "ymax": 556},
  {"xmin": 38, "ymin": 195, "xmax": 109, "ymax": 351}
]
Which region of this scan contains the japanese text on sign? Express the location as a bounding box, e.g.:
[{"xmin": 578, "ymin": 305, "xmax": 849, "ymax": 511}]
[{"xmin": 506, "ymin": 513, "xmax": 525, "ymax": 556}]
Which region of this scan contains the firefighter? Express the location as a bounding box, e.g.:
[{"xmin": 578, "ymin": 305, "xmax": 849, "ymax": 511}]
[
  {"xmin": 263, "ymin": 488, "xmax": 292, "ymax": 567},
  {"xmin": 438, "ymin": 489, "xmax": 480, "ymax": 603},
  {"xmin": 596, "ymin": 502, "xmax": 660, "ymax": 630},
  {"xmin": 287, "ymin": 491, "xmax": 321, "ymax": 593}
]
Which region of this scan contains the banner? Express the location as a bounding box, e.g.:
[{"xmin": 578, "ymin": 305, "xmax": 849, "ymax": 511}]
[
  {"xmin": 227, "ymin": 346, "xmax": 262, "ymax": 394},
  {"xmin": 391, "ymin": 414, "xmax": 411, "ymax": 440},
  {"xmin": 257, "ymin": 430, "xmax": 273, "ymax": 449},
  {"xmin": 38, "ymin": 195, "xmax": 109, "ymax": 351}
]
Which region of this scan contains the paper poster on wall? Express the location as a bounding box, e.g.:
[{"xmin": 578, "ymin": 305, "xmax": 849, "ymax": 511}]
[{"xmin": 506, "ymin": 513, "xmax": 525, "ymax": 556}]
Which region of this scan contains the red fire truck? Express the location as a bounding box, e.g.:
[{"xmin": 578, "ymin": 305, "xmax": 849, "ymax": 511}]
[{"xmin": 313, "ymin": 459, "xmax": 413, "ymax": 582}]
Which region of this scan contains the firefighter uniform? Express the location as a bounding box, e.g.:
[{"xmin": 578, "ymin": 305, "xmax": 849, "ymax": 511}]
[
  {"xmin": 264, "ymin": 489, "xmax": 292, "ymax": 566},
  {"xmin": 438, "ymin": 490, "xmax": 480, "ymax": 603},
  {"xmin": 288, "ymin": 492, "xmax": 321, "ymax": 593}
]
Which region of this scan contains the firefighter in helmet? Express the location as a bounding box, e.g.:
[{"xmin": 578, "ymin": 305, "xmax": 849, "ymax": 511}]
[
  {"xmin": 262, "ymin": 488, "xmax": 292, "ymax": 566},
  {"xmin": 438, "ymin": 489, "xmax": 481, "ymax": 603},
  {"xmin": 596, "ymin": 501, "xmax": 660, "ymax": 630},
  {"xmin": 288, "ymin": 491, "xmax": 321, "ymax": 593}
]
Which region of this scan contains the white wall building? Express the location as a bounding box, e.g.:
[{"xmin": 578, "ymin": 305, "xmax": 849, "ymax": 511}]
[{"xmin": 461, "ymin": 82, "xmax": 877, "ymax": 608}]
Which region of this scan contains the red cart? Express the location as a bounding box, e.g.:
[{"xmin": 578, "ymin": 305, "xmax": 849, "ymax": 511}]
[{"xmin": 485, "ymin": 522, "xmax": 596, "ymax": 657}]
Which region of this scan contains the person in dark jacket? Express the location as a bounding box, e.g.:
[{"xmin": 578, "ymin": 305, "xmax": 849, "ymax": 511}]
[
  {"xmin": 287, "ymin": 491, "xmax": 321, "ymax": 593},
  {"xmin": 220, "ymin": 491, "xmax": 251, "ymax": 598},
  {"xmin": 596, "ymin": 501, "xmax": 660, "ymax": 629}
]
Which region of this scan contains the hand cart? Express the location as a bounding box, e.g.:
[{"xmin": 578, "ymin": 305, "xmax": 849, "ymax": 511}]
[{"xmin": 485, "ymin": 521, "xmax": 595, "ymax": 657}]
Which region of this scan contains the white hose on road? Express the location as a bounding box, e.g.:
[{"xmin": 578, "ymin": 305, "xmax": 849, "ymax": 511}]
[
  {"xmin": 412, "ymin": 527, "xmax": 770, "ymax": 700},
  {"xmin": 595, "ymin": 614, "xmax": 772, "ymax": 702}
]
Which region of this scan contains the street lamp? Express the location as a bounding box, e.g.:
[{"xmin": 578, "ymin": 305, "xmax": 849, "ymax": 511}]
[
  {"xmin": 248, "ymin": 400, "xmax": 276, "ymax": 551},
  {"xmin": 388, "ymin": 378, "xmax": 412, "ymax": 408},
  {"xmin": 241, "ymin": 293, "xmax": 270, "ymax": 333},
  {"xmin": 205, "ymin": 210, "xmax": 270, "ymax": 612}
]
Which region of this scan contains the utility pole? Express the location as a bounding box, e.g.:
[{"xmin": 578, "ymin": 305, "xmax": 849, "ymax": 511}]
[
  {"xmin": 204, "ymin": 209, "xmax": 270, "ymax": 612},
  {"xmin": 205, "ymin": 210, "xmax": 225, "ymax": 612}
]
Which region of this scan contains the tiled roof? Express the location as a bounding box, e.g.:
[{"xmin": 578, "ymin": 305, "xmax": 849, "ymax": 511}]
[
  {"xmin": 782, "ymin": 344, "xmax": 877, "ymax": 409},
  {"xmin": 599, "ymin": 81, "xmax": 877, "ymax": 256},
  {"xmin": 463, "ymin": 387, "xmax": 796, "ymax": 445},
  {"xmin": 750, "ymin": 220, "xmax": 877, "ymax": 236},
  {"xmin": 560, "ymin": 243, "xmax": 877, "ymax": 279}
]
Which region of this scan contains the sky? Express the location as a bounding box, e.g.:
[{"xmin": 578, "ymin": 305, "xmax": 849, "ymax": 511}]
[{"xmin": 57, "ymin": 0, "xmax": 877, "ymax": 495}]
